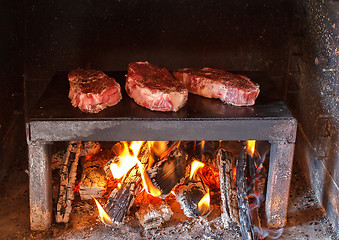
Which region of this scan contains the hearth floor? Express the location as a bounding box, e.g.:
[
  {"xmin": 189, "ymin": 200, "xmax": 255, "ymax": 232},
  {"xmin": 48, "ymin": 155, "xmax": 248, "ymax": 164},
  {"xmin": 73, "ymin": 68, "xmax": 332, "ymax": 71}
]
[{"xmin": 0, "ymin": 148, "xmax": 337, "ymax": 240}]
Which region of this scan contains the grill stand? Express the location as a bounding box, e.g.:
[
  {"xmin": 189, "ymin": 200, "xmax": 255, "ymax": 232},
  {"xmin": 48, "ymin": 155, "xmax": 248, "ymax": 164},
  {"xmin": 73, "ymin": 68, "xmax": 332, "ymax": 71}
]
[
  {"xmin": 26, "ymin": 119, "xmax": 296, "ymax": 230},
  {"xmin": 26, "ymin": 71, "xmax": 297, "ymax": 230}
]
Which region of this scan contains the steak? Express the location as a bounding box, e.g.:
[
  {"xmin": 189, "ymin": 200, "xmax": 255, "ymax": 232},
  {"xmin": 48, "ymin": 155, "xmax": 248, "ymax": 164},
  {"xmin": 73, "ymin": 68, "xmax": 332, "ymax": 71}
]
[
  {"xmin": 68, "ymin": 68, "xmax": 122, "ymax": 113},
  {"xmin": 173, "ymin": 68, "xmax": 260, "ymax": 106},
  {"xmin": 125, "ymin": 62, "xmax": 188, "ymax": 112}
]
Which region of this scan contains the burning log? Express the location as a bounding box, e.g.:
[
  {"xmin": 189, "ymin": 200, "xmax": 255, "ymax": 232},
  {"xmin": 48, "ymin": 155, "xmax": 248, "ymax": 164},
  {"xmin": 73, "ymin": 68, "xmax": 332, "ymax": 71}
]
[
  {"xmin": 217, "ymin": 148, "xmax": 239, "ymax": 226},
  {"xmin": 180, "ymin": 141, "xmax": 220, "ymax": 168},
  {"xmin": 135, "ymin": 193, "xmax": 173, "ymax": 230},
  {"xmin": 146, "ymin": 144, "xmax": 188, "ymax": 198},
  {"xmin": 104, "ymin": 142, "xmax": 149, "ymax": 224},
  {"xmin": 236, "ymin": 147, "xmax": 256, "ymax": 240},
  {"xmin": 56, "ymin": 141, "xmax": 82, "ymax": 223},
  {"xmin": 80, "ymin": 141, "xmax": 101, "ymax": 156},
  {"xmin": 175, "ymin": 173, "xmax": 210, "ymax": 218},
  {"xmin": 79, "ymin": 153, "xmax": 107, "ymax": 200}
]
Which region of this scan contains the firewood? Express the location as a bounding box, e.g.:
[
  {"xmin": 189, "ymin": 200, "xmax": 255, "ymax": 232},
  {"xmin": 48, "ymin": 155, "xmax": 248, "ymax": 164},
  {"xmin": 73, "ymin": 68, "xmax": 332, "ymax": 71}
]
[
  {"xmin": 236, "ymin": 148, "xmax": 256, "ymax": 240},
  {"xmin": 135, "ymin": 195, "xmax": 173, "ymax": 230},
  {"xmin": 51, "ymin": 151, "xmax": 64, "ymax": 170},
  {"xmin": 180, "ymin": 141, "xmax": 219, "ymax": 168},
  {"xmin": 56, "ymin": 141, "xmax": 82, "ymax": 223},
  {"xmin": 217, "ymin": 148, "xmax": 239, "ymax": 227},
  {"xmin": 80, "ymin": 141, "xmax": 101, "ymax": 156},
  {"xmin": 104, "ymin": 142, "xmax": 149, "ymax": 224},
  {"xmin": 79, "ymin": 153, "xmax": 107, "ymax": 200},
  {"xmin": 146, "ymin": 145, "xmax": 188, "ymax": 198},
  {"xmin": 175, "ymin": 173, "xmax": 210, "ymax": 218}
]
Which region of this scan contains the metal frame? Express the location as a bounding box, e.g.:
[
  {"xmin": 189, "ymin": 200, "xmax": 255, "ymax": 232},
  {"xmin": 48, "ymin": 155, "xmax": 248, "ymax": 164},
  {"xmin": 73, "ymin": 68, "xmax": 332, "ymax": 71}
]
[{"xmin": 26, "ymin": 117, "xmax": 296, "ymax": 230}]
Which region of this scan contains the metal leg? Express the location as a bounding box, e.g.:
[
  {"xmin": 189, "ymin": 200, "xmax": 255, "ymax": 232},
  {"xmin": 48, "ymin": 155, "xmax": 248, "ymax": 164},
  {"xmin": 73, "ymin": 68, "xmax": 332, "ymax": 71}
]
[
  {"xmin": 28, "ymin": 140, "xmax": 52, "ymax": 230},
  {"xmin": 266, "ymin": 141, "xmax": 295, "ymax": 228}
]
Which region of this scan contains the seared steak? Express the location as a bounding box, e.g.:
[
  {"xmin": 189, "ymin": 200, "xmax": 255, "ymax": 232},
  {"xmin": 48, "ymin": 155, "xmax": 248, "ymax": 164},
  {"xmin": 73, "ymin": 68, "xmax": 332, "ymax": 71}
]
[
  {"xmin": 68, "ymin": 68, "xmax": 122, "ymax": 113},
  {"xmin": 173, "ymin": 68, "xmax": 260, "ymax": 106},
  {"xmin": 125, "ymin": 62, "xmax": 188, "ymax": 112}
]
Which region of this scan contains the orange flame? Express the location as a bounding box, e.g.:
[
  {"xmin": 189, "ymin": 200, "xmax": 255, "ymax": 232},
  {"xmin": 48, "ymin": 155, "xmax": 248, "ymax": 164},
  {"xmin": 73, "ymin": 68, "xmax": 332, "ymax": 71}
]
[
  {"xmin": 198, "ymin": 189, "xmax": 210, "ymax": 216},
  {"xmin": 190, "ymin": 160, "xmax": 205, "ymax": 179},
  {"xmin": 110, "ymin": 141, "xmax": 162, "ymax": 197},
  {"xmin": 149, "ymin": 141, "xmax": 168, "ymax": 156},
  {"xmin": 201, "ymin": 140, "xmax": 205, "ymax": 152},
  {"xmin": 93, "ymin": 198, "xmax": 113, "ymax": 225},
  {"xmin": 110, "ymin": 141, "xmax": 144, "ymax": 179},
  {"xmin": 139, "ymin": 164, "xmax": 162, "ymax": 197},
  {"xmin": 247, "ymin": 140, "xmax": 256, "ymax": 157}
]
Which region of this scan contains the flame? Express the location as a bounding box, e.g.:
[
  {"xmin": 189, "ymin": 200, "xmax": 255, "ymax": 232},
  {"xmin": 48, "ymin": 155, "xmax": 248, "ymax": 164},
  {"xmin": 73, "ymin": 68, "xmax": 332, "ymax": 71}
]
[
  {"xmin": 201, "ymin": 140, "xmax": 205, "ymax": 152},
  {"xmin": 198, "ymin": 189, "xmax": 210, "ymax": 216},
  {"xmin": 110, "ymin": 141, "xmax": 162, "ymax": 197},
  {"xmin": 190, "ymin": 160, "xmax": 205, "ymax": 179},
  {"xmin": 93, "ymin": 198, "xmax": 113, "ymax": 225},
  {"xmin": 149, "ymin": 141, "xmax": 168, "ymax": 156},
  {"xmin": 110, "ymin": 141, "xmax": 144, "ymax": 179},
  {"xmin": 247, "ymin": 140, "xmax": 256, "ymax": 157},
  {"xmin": 139, "ymin": 163, "xmax": 162, "ymax": 197}
]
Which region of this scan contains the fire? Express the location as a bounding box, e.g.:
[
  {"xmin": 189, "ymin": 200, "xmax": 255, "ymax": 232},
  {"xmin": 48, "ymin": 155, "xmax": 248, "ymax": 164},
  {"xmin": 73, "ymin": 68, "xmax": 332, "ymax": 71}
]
[
  {"xmin": 247, "ymin": 140, "xmax": 256, "ymax": 157},
  {"xmin": 110, "ymin": 141, "xmax": 162, "ymax": 197},
  {"xmin": 197, "ymin": 189, "xmax": 210, "ymax": 216},
  {"xmin": 110, "ymin": 141, "xmax": 144, "ymax": 179},
  {"xmin": 200, "ymin": 140, "xmax": 205, "ymax": 152},
  {"xmin": 149, "ymin": 141, "xmax": 168, "ymax": 156},
  {"xmin": 93, "ymin": 198, "xmax": 113, "ymax": 225},
  {"xmin": 190, "ymin": 160, "xmax": 205, "ymax": 179}
]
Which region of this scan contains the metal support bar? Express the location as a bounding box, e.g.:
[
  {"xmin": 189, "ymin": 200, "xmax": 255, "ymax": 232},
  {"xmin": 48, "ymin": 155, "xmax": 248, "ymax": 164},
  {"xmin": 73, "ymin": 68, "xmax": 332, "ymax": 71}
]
[
  {"xmin": 266, "ymin": 141, "xmax": 295, "ymax": 228},
  {"xmin": 28, "ymin": 140, "xmax": 52, "ymax": 230}
]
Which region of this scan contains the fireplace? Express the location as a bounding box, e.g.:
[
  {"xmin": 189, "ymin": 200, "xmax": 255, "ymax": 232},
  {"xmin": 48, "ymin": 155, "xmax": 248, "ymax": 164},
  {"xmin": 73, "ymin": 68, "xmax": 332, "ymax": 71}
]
[{"xmin": 0, "ymin": 0, "xmax": 337, "ymax": 238}]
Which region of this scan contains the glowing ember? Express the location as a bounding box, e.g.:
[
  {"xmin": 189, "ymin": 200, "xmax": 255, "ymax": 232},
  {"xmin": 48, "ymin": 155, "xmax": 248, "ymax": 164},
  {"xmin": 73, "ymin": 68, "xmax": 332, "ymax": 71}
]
[
  {"xmin": 232, "ymin": 166, "xmax": 237, "ymax": 184},
  {"xmin": 190, "ymin": 160, "xmax": 205, "ymax": 179},
  {"xmin": 197, "ymin": 189, "xmax": 210, "ymax": 216},
  {"xmin": 110, "ymin": 141, "xmax": 144, "ymax": 179},
  {"xmin": 247, "ymin": 140, "xmax": 256, "ymax": 157},
  {"xmin": 94, "ymin": 198, "xmax": 113, "ymax": 225}
]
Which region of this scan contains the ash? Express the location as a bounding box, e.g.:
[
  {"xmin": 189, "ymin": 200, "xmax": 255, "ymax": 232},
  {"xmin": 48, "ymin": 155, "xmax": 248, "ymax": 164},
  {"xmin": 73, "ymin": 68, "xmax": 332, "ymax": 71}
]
[{"xmin": 55, "ymin": 215, "xmax": 242, "ymax": 240}]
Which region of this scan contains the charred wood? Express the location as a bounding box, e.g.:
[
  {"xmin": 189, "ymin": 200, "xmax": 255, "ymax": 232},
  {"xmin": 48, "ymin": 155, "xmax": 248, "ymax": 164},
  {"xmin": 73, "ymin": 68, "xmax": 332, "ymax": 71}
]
[
  {"xmin": 218, "ymin": 148, "xmax": 239, "ymax": 227},
  {"xmin": 104, "ymin": 142, "xmax": 149, "ymax": 224},
  {"xmin": 236, "ymin": 149, "xmax": 256, "ymax": 240},
  {"xmin": 56, "ymin": 141, "xmax": 82, "ymax": 223},
  {"xmin": 180, "ymin": 141, "xmax": 219, "ymax": 168},
  {"xmin": 146, "ymin": 145, "xmax": 188, "ymax": 198},
  {"xmin": 79, "ymin": 153, "xmax": 107, "ymax": 200},
  {"xmin": 80, "ymin": 141, "xmax": 101, "ymax": 156},
  {"xmin": 135, "ymin": 195, "xmax": 173, "ymax": 230},
  {"xmin": 175, "ymin": 173, "xmax": 210, "ymax": 218},
  {"xmin": 51, "ymin": 151, "xmax": 64, "ymax": 170}
]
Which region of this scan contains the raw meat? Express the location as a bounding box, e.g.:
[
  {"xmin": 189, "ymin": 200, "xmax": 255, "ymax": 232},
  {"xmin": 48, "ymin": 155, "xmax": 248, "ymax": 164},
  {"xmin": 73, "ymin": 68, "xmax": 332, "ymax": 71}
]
[
  {"xmin": 68, "ymin": 68, "xmax": 122, "ymax": 113},
  {"xmin": 173, "ymin": 68, "xmax": 260, "ymax": 106},
  {"xmin": 125, "ymin": 62, "xmax": 188, "ymax": 112}
]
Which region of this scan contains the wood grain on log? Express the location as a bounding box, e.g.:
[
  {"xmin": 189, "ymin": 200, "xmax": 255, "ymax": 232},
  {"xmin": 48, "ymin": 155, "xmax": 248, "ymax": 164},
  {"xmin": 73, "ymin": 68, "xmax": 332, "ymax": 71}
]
[
  {"xmin": 56, "ymin": 141, "xmax": 82, "ymax": 223},
  {"xmin": 236, "ymin": 149, "xmax": 256, "ymax": 240},
  {"xmin": 79, "ymin": 152, "xmax": 107, "ymax": 200},
  {"xmin": 146, "ymin": 145, "xmax": 188, "ymax": 198},
  {"xmin": 218, "ymin": 148, "xmax": 239, "ymax": 226}
]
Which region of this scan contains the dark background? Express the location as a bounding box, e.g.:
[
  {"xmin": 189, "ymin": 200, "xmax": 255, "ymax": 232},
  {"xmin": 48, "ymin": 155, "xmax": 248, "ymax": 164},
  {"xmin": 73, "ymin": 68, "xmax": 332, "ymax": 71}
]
[{"xmin": 0, "ymin": 0, "xmax": 337, "ymax": 233}]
